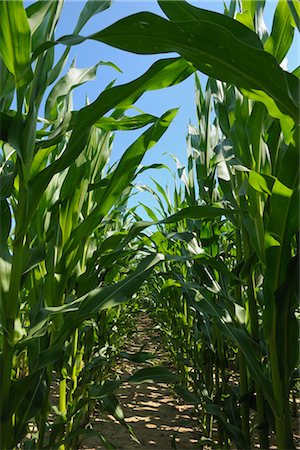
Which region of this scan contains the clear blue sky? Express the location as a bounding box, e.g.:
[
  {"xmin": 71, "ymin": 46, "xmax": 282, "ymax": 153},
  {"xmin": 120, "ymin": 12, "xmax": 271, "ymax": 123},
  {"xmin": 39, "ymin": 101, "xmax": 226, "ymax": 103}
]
[{"xmin": 26, "ymin": 0, "xmax": 299, "ymax": 218}]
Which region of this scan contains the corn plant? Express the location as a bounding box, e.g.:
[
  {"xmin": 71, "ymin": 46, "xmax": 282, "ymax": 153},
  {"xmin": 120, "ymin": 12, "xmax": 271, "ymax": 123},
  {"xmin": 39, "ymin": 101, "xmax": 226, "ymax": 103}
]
[
  {"xmin": 107, "ymin": 2, "xmax": 299, "ymax": 448},
  {"xmin": 0, "ymin": 1, "xmax": 196, "ymax": 448}
]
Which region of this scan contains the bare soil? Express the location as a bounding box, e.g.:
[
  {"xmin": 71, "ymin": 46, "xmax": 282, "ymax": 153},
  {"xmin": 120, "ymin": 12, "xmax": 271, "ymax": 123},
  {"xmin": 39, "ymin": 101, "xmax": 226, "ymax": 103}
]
[{"xmin": 79, "ymin": 313, "xmax": 200, "ymax": 450}]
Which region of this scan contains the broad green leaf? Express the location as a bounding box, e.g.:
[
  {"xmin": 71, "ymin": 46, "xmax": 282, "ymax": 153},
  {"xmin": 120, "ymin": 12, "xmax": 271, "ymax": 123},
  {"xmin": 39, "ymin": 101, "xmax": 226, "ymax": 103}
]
[
  {"xmin": 265, "ymin": 180, "xmax": 298, "ymax": 294},
  {"xmin": 119, "ymin": 351, "xmax": 156, "ymax": 363},
  {"xmin": 158, "ymin": 1, "xmax": 261, "ymax": 48},
  {"xmin": 100, "ymin": 394, "xmax": 138, "ymax": 443},
  {"xmin": 88, "ymin": 381, "xmax": 121, "ymax": 399},
  {"xmin": 239, "ymin": 87, "xmax": 295, "ymax": 144},
  {"xmin": 94, "ymin": 113, "xmax": 158, "ymax": 131},
  {"xmin": 234, "ymin": 10, "xmax": 254, "ymax": 31},
  {"xmin": 26, "ymin": 1, "xmax": 54, "ymax": 53},
  {"xmin": 288, "ymin": 0, "xmax": 300, "ymax": 32},
  {"xmin": 89, "ymin": 11, "xmax": 298, "ymax": 122},
  {"xmin": 128, "ymin": 366, "xmax": 179, "ymax": 384},
  {"xmin": 240, "ymin": 0, "xmax": 256, "ymax": 19},
  {"xmin": 0, "ymin": 165, "xmax": 15, "ymax": 199},
  {"xmin": 74, "ymin": 0, "xmax": 112, "ymax": 34},
  {"xmin": 248, "ymin": 171, "xmax": 272, "ymax": 195},
  {"xmin": 138, "ymin": 202, "xmax": 159, "ymax": 221},
  {"xmin": 264, "ymin": 0, "xmax": 295, "ymax": 64},
  {"xmin": 22, "ymin": 245, "xmax": 45, "ymax": 278},
  {"xmin": 101, "ymin": 394, "xmax": 125, "ymax": 425},
  {"xmin": 277, "ymin": 127, "xmax": 299, "ymax": 189},
  {"xmin": 173, "ymin": 385, "xmax": 200, "ymax": 404},
  {"xmin": 163, "ymin": 205, "xmax": 237, "ymax": 223},
  {"xmin": 26, "ymin": 1, "xmax": 53, "ymax": 36},
  {"xmin": 0, "ymin": 57, "xmax": 15, "ymax": 103},
  {"xmin": 0, "ymin": 1, "xmax": 33, "ymax": 89}
]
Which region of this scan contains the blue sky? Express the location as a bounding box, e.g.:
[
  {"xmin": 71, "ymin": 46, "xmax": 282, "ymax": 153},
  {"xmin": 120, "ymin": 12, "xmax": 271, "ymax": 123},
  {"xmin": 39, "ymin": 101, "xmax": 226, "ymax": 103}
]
[{"xmin": 26, "ymin": 0, "xmax": 299, "ymax": 218}]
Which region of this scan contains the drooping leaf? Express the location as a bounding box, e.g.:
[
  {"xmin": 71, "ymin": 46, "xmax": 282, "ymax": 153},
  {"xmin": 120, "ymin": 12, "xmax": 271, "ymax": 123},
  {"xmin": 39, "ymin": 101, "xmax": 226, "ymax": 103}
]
[
  {"xmin": 89, "ymin": 10, "xmax": 298, "ymax": 122},
  {"xmin": 128, "ymin": 366, "xmax": 179, "ymax": 384}
]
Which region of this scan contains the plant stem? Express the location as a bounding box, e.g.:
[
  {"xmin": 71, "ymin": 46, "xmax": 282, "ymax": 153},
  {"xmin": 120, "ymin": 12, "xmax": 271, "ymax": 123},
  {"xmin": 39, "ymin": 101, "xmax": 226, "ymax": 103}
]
[
  {"xmin": 0, "ymin": 183, "xmax": 27, "ymax": 449},
  {"xmin": 247, "ymin": 270, "xmax": 269, "ymax": 449},
  {"xmin": 235, "ymin": 226, "xmax": 250, "ymax": 445}
]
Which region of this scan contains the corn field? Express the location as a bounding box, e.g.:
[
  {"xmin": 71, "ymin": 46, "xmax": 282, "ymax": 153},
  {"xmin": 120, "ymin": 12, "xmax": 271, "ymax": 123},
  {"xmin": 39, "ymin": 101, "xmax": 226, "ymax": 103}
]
[{"xmin": 0, "ymin": 1, "xmax": 299, "ymax": 449}]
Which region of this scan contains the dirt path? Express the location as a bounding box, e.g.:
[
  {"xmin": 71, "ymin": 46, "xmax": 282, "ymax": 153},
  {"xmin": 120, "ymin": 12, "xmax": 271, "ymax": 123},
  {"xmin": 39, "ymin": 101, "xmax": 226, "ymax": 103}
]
[{"xmin": 80, "ymin": 313, "xmax": 200, "ymax": 450}]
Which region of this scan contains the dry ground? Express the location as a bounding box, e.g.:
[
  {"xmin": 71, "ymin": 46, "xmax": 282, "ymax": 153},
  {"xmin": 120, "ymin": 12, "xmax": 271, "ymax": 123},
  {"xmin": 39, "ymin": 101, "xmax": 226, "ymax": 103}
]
[{"xmin": 80, "ymin": 313, "xmax": 200, "ymax": 450}]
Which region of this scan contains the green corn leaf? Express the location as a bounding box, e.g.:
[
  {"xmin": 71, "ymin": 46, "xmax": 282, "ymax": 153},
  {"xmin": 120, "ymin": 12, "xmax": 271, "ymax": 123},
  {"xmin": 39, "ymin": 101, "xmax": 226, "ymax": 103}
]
[
  {"xmin": 288, "ymin": 0, "xmax": 300, "ymax": 32},
  {"xmin": 101, "ymin": 394, "xmax": 125, "ymax": 424},
  {"xmin": 74, "ymin": 0, "xmax": 112, "ymax": 34},
  {"xmin": 173, "ymin": 385, "xmax": 200, "ymax": 405},
  {"xmin": 89, "ymin": 10, "xmax": 298, "ymax": 122},
  {"xmin": 248, "ymin": 171, "xmax": 273, "ymax": 195},
  {"xmin": 119, "ymin": 351, "xmax": 156, "ymax": 363},
  {"xmin": 163, "ymin": 205, "xmax": 238, "ymax": 223},
  {"xmin": 0, "ymin": 1, "xmax": 33, "ymax": 89},
  {"xmin": 26, "ymin": 1, "xmax": 53, "ymax": 36},
  {"xmin": 138, "ymin": 202, "xmax": 159, "ymax": 221},
  {"xmin": 88, "ymin": 381, "xmax": 121, "ymax": 399},
  {"xmin": 128, "ymin": 366, "xmax": 179, "ymax": 384},
  {"xmin": 137, "ymin": 163, "xmax": 170, "ymax": 175},
  {"xmin": 22, "ymin": 244, "xmax": 45, "ymax": 278},
  {"xmin": 235, "ymin": 10, "xmax": 254, "ymax": 31},
  {"xmin": 0, "ymin": 168, "xmax": 15, "ymax": 200},
  {"xmin": 266, "ymin": 180, "xmax": 298, "ymax": 286},
  {"xmin": 0, "ymin": 57, "xmax": 15, "ymax": 103},
  {"xmin": 26, "ymin": 1, "xmax": 54, "ymax": 52},
  {"xmin": 158, "ymin": 1, "xmax": 261, "ymax": 48},
  {"xmin": 94, "ymin": 113, "xmax": 159, "ymax": 131},
  {"xmin": 100, "ymin": 394, "xmax": 138, "ymax": 443},
  {"xmin": 264, "ymin": 0, "xmax": 295, "ymax": 64}
]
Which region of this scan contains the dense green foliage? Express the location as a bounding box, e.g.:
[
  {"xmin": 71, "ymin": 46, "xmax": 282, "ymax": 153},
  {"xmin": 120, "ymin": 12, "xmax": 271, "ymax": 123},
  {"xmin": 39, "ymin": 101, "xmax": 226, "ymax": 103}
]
[{"xmin": 0, "ymin": 1, "xmax": 299, "ymax": 449}]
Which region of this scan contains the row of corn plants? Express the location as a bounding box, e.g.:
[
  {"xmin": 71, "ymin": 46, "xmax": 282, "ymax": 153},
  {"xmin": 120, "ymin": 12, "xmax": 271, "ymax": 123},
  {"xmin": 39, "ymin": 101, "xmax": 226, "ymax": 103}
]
[
  {"xmin": 0, "ymin": 1, "xmax": 194, "ymax": 448},
  {"xmin": 130, "ymin": 2, "xmax": 299, "ymax": 448}
]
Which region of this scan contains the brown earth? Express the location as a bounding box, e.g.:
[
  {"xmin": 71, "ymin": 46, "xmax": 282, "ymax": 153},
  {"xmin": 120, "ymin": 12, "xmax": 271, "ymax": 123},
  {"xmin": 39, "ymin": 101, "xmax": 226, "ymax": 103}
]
[{"xmin": 79, "ymin": 313, "xmax": 200, "ymax": 450}]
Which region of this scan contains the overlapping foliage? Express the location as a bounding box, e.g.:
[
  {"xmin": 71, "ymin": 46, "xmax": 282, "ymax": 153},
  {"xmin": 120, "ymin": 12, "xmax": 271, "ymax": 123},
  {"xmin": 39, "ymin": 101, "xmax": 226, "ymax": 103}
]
[{"xmin": 0, "ymin": 1, "xmax": 298, "ymax": 449}]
